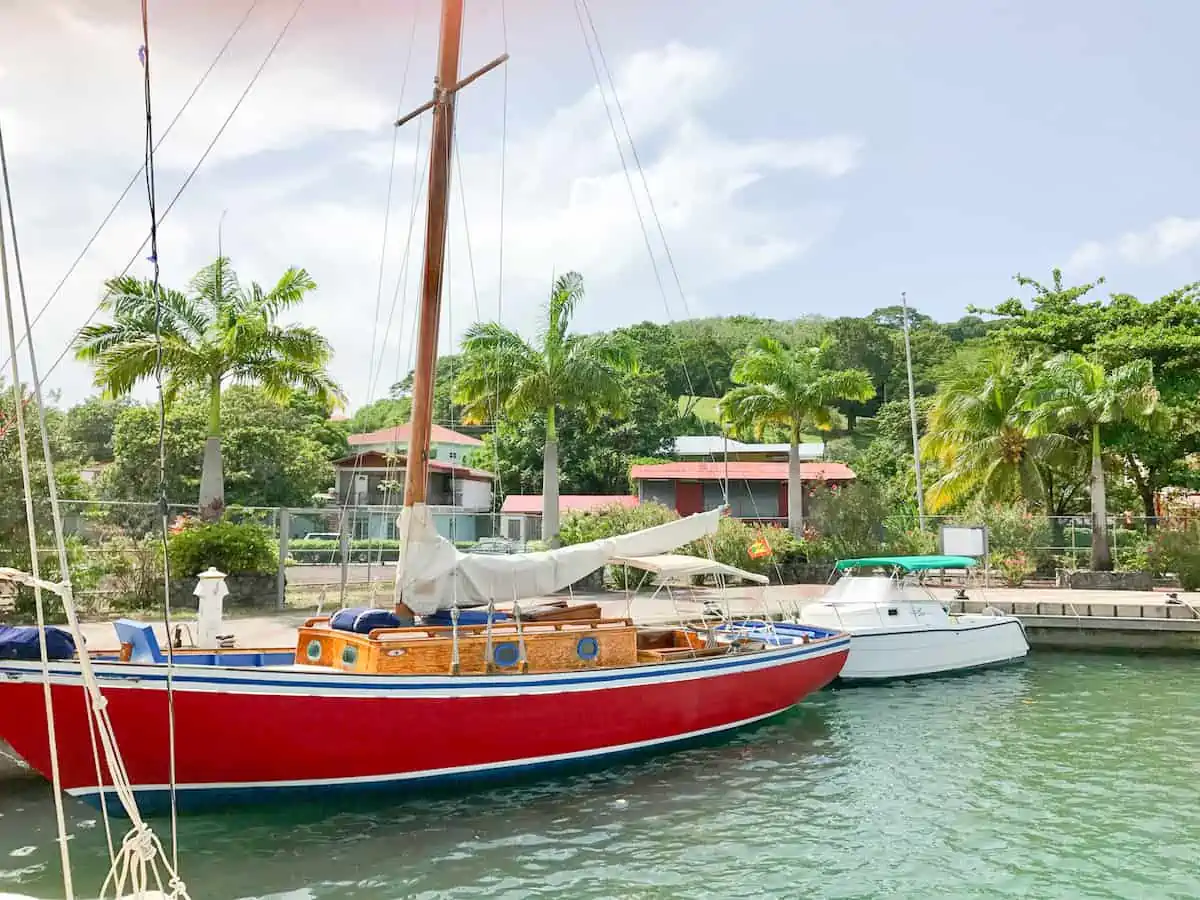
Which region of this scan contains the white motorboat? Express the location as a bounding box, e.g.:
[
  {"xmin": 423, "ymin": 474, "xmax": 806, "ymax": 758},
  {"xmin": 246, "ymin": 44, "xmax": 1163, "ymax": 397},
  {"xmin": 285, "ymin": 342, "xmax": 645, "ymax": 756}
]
[{"xmin": 788, "ymin": 555, "xmax": 1029, "ymax": 683}]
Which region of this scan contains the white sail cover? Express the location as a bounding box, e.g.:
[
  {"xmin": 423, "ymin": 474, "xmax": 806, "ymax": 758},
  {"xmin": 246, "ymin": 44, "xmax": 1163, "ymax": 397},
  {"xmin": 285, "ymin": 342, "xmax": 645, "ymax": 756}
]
[{"xmin": 394, "ymin": 504, "xmax": 725, "ymax": 614}]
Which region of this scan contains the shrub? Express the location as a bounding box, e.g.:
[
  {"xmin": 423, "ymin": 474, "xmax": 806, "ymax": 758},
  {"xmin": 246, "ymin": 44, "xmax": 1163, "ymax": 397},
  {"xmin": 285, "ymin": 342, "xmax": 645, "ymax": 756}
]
[
  {"xmin": 805, "ymin": 482, "xmax": 887, "ymax": 560},
  {"xmin": 558, "ymin": 501, "xmax": 678, "ymax": 546},
  {"xmin": 684, "ymin": 518, "xmax": 799, "ymax": 579},
  {"xmin": 167, "ymin": 520, "xmax": 276, "ymax": 577},
  {"xmin": 997, "ymin": 551, "xmax": 1036, "ymax": 587},
  {"xmin": 1148, "ymin": 524, "xmax": 1200, "ymax": 590},
  {"xmin": 952, "ymin": 500, "xmax": 1050, "ymax": 568}
]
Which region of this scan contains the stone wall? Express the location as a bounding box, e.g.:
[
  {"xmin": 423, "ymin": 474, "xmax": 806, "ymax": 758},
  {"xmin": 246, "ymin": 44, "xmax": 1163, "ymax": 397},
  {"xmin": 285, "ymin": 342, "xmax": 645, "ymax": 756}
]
[
  {"xmin": 167, "ymin": 573, "xmax": 278, "ymax": 610},
  {"xmin": 1055, "ymin": 570, "xmax": 1153, "ymax": 591}
]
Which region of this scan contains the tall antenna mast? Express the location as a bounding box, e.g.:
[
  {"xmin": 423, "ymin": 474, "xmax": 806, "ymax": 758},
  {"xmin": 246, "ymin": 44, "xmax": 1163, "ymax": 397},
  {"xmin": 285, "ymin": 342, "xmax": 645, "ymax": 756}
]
[{"xmin": 900, "ymin": 290, "xmax": 926, "ymax": 530}]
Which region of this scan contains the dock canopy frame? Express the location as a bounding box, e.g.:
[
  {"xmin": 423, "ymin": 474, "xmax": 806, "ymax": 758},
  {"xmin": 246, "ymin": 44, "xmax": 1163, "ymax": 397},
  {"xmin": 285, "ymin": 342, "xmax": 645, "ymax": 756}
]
[
  {"xmin": 833, "ymin": 554, "xmax": 978, "ymax": 573},
  {"xmin": 611, "ymin": 554, "xmax": 770, "ymax": 585}
]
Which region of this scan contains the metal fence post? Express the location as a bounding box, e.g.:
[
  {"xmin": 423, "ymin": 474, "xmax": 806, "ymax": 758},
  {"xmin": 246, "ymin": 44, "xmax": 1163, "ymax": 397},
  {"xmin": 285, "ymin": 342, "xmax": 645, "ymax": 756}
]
[
  {"xmin": 339, "ymin": 525, "xmax": 350, "ymax": 606},
  {"xmin": 277, "ymin": 507, "xmax": 290, "ymax": 610}
]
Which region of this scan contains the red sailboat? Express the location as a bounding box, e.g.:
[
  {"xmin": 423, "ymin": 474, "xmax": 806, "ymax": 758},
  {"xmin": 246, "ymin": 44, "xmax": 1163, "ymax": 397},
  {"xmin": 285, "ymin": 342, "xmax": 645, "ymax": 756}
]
[{"xmin": 0, "ymin": 0, "xmax": 848, "ymax": 814}]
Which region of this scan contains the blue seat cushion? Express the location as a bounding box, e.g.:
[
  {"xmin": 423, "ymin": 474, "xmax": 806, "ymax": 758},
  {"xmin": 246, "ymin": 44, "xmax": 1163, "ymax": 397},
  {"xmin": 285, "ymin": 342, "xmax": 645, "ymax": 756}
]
[
  {"xmin": 330, "ymin": 607, "xmax": 402, "ymax": 635},
  {"xmin": 0, "ymin": 625, "xmax": 76, "ymax": 661}
]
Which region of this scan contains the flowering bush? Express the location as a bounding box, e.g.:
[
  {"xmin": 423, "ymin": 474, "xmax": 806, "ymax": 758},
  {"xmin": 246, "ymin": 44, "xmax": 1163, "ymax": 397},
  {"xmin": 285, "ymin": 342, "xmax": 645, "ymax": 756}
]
[{"xmin": 997, "ymin": 551, "xmax": 1036, "ymax": 587}]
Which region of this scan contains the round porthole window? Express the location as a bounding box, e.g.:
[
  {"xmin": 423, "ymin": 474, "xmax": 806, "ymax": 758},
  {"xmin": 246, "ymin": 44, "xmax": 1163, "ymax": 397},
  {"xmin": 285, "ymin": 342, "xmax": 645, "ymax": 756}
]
[
  {"xmin": 305, "ymin": 640, "xmax": 322, "ymax": 661},
  {"xmin": 576, "ymin": 636, "xmax": 600, "ymax": 661},
  {"xmin": 341, "ymin": 644, "xmax": 359, "ymax": 666},
  {"xmin": 492, "ymin": 641, "xmax": 520, "ymax": 668}
]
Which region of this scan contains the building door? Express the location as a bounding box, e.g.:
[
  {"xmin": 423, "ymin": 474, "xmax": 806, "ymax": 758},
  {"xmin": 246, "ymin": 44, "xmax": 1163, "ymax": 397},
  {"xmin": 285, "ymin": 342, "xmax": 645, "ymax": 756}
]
[{"xmin": 676, "ymin": 481, "xmax": 704, "ymax": 516}]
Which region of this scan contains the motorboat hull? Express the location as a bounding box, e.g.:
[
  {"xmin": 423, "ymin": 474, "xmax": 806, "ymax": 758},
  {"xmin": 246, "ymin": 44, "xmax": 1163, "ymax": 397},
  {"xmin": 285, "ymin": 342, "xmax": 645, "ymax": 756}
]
[
  {"xmin": 0, "ymin": 636, "xmax": 848, "ymax": 814},
  {"xmin": 832, "ymin": 617, "xmax": 1028, "ymax": 682},
  {"xmin": 752, "ymin": 617, "xmax": 1027, "ymax": 683}
]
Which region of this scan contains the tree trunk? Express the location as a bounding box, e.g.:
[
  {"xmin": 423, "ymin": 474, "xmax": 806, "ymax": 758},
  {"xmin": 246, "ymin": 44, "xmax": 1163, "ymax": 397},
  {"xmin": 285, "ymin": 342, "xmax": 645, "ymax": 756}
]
[
  {"xmin": 1089, "ymin": 424, "xmax": 1111, "ymax": 572},
  {"xmin": 198, "ymin": 379, "xmax": 224, "ymax": 521},
  {"xmin": 1125, "ymin": 452, "xmax": 1158, "ymax": 529},
  {"xmin": 542, "ymin": 408, "xmax": 560, "ymax": 548},
  {"xmin": 787, "ymin": 428, "xmax": 803, "ymax": 535}
]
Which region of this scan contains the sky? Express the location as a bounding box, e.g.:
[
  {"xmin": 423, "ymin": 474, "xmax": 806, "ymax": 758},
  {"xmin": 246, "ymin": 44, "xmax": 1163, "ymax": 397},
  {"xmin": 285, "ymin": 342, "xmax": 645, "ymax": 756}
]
[{"xmin": 0, "ymin": 0, "xmax": 1198, "ymax": 410}]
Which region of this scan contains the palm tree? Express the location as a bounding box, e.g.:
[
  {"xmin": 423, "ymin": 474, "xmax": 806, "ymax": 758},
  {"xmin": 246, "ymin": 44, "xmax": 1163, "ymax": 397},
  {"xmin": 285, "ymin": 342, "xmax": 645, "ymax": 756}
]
[
  {"xmin": 1027, "ymin": 353, "xmax": 1162, "ymax": 571},
  {"xmin": 921, "ymin": 349, "xmax": 1069, "ymax": 512},
  {"xmin": 454, "ymin": 272, "xmax": 635, "ymax": 545},
  {"xmin": 75, "ymin": 256, "xmax": 343, "ymax": 519},
  {"xmin": 718, "ymin": 337, "xmax": 875, "ymax": 533}
]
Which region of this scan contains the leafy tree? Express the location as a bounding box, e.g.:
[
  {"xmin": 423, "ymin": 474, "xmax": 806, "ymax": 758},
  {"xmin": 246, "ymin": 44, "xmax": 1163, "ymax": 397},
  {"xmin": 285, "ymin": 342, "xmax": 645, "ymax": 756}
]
[
  {"xmin": 470, "ymin": 369, "xmax": 697, "ymax": 499},
  {"xmin": 921, "ymin": 349, "xmax": 1074, "ymax": 512},
  {"xmin": 390, "ymin": 354, "xmax": 465, "ymax": 427},
  {"xmin": 60, "ymin": 395, "xmax": 134, "ymax": 464},
  {"xmin": 0, "ymin": 383, "xmax": 87, "ymax": 608},
  {"xmin": 99, "ymin": 386, "xmax": 336, "ymax": 519},
  {"xmin": 719, "ymin": 337, "xmax": 874, "ymax": 532},
  {"xmin": 455, "ymin": 272, "xmax": 636, "ymax": 544},
  {"xmin": 981, "ymin": 268, "xmax": 1109, "ymax": 352},
  {"xmin": 1027, "ymin": 354, "xmax": 1162, "ymax": 571},
  {"xmin": 821, "ymin": 317, "xmax": 896, "ymax": 427},
  {"xmin": 74, "ymin": 257, "xmax": 343, "ymax": 519},
  {"xmin": 346, "ymin": 396, "xmax": 412, "ymax": 435}
]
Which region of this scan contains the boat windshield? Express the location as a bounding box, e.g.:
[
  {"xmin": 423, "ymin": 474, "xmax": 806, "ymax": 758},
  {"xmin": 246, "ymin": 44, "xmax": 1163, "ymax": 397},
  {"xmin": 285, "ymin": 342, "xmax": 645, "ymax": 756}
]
[{"xmin": 821, "ymin": 574, "xmax": 897, "ymax": 606}]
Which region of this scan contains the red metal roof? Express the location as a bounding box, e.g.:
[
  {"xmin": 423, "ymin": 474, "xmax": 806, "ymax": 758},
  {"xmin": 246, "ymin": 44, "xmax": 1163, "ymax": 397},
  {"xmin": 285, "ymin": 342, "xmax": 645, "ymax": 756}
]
[
  {"xmin": 348, "ymin": 423, "xmax": 483, "ymax": 447},
  {"xmin": 500, "ymin": 494, "xmax": 640, "ymax": 515},
  {"xmin": 332, "ymin": 450, "xmax": 494, "ymax": 481},
  {"xmin": 629, "ymin": 461, "xmax": 855, "ymax": 482}
]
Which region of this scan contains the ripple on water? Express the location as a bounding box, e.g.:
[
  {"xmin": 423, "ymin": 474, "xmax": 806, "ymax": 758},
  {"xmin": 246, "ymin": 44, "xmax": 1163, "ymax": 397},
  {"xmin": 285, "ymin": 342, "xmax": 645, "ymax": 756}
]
[{"xmin": 1, "ymin": 653, "xmax": 1199, "ymax": 899}]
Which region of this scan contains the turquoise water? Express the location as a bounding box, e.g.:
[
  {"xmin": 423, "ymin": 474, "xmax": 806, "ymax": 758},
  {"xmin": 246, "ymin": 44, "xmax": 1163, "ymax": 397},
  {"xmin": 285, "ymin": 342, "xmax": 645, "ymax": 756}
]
[{"xmin": 2, "ymin": 652, "xmax": 1199, "ymax": 899}]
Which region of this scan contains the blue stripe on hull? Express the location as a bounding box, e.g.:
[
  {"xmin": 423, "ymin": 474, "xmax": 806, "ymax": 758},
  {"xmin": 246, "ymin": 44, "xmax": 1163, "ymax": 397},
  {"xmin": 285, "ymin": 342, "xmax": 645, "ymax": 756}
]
[{"xmin": 76, "ymin": 706, "xmax": 797, "ymax": 817}]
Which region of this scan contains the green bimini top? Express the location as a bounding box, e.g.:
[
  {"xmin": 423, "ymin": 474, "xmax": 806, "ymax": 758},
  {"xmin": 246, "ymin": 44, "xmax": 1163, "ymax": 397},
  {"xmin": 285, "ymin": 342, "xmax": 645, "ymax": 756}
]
[{"xmin": 833, "ymin": 554, "xmax": 978, "ymax": 572}]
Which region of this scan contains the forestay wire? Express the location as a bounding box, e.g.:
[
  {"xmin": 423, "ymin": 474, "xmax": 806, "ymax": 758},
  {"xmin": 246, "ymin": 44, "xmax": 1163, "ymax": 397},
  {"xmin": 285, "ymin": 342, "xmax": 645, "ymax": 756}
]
[{"xmin": 138, "ymin": 0, "xmax": 184, "ymax": 881}]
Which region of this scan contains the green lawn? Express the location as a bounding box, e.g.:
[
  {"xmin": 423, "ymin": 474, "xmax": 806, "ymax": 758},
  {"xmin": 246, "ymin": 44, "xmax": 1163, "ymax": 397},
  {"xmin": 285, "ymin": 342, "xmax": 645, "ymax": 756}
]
[{"xmin": 678, "ymin": 395, "xmax": 722, "ymax": 424}]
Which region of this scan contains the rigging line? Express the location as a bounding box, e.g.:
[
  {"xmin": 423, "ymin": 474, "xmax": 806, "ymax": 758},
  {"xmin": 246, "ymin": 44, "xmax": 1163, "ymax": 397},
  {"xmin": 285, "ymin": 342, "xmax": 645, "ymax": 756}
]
[
  {"xmin": 574, "ymin": 4, "xmax": 789, "ymax": 549},
  {"xmin": 0, "ymin": 125, "xmax": 75, "ymax": 900},
  {"xmin": 491, "ymin": 0, "xmax": 509, "ymax": 531},
  {"xmin": 37, "ymin": 0, "xmax": 310, "ymax": 388},
  {"xmin": 138, "ymin": 1, "xmax": 182, "ymax": 881},
  {"xmin": 366, "ymin": 0, "xmax": 423, "ymax": 408},
  {"xmin": 0, "ymin": 0, "xmax": 262, "ymax": 380},
  {"xmin": 1, "ymin": 106, "xmax": 117, "ymax": 883}
]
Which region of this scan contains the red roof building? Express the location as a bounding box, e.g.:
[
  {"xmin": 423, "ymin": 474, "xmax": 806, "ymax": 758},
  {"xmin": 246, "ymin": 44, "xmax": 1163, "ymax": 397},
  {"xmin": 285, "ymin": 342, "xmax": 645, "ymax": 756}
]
[
  {"xmin": 348, "ymin": 423, "xmax": 482, "ymax": 449},
  {"xmin": 629, "ymin": 460, "xmax": 855, "ymax": 522}
]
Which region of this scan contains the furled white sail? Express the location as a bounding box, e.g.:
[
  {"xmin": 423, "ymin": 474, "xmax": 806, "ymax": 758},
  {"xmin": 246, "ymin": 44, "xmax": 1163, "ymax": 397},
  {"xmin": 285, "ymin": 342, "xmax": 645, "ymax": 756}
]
[{"xmin": 394, "ymin": 504, "xmax": 725, "ymax": 614}]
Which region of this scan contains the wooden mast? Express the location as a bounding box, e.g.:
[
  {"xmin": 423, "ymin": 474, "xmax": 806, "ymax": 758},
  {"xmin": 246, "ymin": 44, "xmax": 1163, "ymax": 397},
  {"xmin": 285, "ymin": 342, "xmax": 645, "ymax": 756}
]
[{"xmin": 402, "ymin": 0, "xmax": 465, "ymax": 511}]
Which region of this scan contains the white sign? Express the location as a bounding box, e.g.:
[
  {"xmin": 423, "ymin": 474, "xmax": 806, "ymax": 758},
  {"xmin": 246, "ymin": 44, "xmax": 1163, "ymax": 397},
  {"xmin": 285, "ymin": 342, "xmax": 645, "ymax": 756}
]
[{"xmin": 940, "ymin": 525, "xmax": 987, "ymax": 558}]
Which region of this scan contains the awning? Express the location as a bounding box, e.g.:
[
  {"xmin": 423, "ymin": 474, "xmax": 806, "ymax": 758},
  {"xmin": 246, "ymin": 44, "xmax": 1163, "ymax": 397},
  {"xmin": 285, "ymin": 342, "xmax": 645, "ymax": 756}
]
[{"xmin": 610, "ymin": 553, "xmax": 769, "ymax": 585}]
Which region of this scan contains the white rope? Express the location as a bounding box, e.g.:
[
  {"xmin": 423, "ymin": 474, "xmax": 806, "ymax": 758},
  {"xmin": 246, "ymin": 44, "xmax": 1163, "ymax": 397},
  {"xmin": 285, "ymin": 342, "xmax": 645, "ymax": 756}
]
[
  {"xmin": 0, "ymin": 146, "xmax": 76, "ymax": 900},
  {"xmin": 0, "ymin": 572, "xmax": 192, "ymax": 900}
]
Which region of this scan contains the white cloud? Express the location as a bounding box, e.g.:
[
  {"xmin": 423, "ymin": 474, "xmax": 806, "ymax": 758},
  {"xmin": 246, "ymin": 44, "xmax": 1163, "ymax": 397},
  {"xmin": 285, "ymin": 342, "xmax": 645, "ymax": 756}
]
[
  {"xmin": 1066, "ymin": 216, "xmax": 1200, "ymax": 274},
  {"xmin": 0, "ymin": 5, "xmax": 862, "ymax": 410}
]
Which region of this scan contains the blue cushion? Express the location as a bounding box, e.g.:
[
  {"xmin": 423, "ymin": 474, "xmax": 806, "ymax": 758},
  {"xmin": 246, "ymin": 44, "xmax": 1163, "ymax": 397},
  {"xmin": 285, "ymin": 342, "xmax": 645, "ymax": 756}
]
[
  {"xmin": 423, "ymin": 609, "xmax": 511, "ymax": 626},
  {"xmin": 330, "ymin": 607, "xmax": 402, "ymax": 635},
  {"xmin": 0, "ymin": 624, "xmax": 77, "ymax": 661}
]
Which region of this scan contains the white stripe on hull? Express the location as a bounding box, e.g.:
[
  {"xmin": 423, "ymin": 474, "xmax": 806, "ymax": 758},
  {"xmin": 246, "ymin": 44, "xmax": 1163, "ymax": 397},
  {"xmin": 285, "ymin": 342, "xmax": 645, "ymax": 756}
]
[{"xmin": 0, "ymin": 638, "xmax": 850, "ymax": 698}]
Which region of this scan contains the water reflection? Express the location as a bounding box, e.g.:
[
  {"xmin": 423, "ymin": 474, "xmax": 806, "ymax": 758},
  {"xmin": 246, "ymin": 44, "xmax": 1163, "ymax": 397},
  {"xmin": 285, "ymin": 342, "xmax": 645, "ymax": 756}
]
[{"xmin": 3, "ymin": 656, "xmax": 1199, "ymax": 900}]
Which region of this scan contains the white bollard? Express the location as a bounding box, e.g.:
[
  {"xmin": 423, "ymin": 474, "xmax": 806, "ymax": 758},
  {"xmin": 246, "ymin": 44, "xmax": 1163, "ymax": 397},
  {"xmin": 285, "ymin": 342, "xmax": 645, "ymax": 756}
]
[{"xmin": 194, "ymin": 567, "xmax": 229, "ymax": 650}]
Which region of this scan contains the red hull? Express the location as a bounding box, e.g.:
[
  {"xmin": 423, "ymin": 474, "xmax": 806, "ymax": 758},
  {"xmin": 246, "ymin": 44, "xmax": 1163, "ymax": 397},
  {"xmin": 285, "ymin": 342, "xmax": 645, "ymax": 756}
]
[{"xmin": 0, "ymin": 640, "xmax": 847, "ymax": 811}]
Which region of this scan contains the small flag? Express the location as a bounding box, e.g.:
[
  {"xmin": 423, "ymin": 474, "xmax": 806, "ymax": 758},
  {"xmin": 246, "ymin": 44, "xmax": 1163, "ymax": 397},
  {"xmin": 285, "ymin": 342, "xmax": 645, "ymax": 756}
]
[
  {"xmin": 748, "ymin": 537, "xmax": 772, "ymax": 560},
  {"xmin": 138, "ymin": 45, "xmax": 147, "ymax": 65}
]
